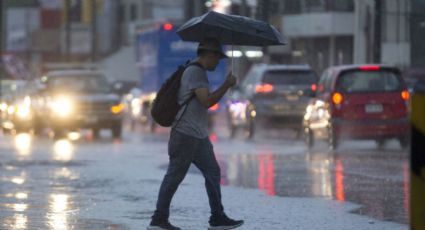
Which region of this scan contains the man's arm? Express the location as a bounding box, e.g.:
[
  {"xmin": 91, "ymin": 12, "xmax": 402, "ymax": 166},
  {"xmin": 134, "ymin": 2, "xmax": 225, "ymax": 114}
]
[{"xmin": 195, "ymin": 72, "xmax": 236, "ymax": 108}]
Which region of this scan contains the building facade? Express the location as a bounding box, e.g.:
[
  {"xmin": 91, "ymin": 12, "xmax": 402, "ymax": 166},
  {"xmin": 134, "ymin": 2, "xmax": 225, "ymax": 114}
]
[{"xmin": 265, "ymin": 0, "xmax": 413, "ymax": 74}]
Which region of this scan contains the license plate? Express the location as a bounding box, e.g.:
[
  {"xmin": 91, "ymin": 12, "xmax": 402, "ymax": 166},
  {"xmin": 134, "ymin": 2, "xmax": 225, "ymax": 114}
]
[
  {"xmin": 85, "ymin": 116, "xmax": 98, "ymax": 123},
  {"xmin": 365, "ymin": 104, "xmax": 383, "ymax": 113},
  {"xmin": 286, "ymin": 95, "xmax": 299, "ymax": 101},
  {"xmin": 273, "ymin": 105, "xmax": 288, "ymax": 111}
]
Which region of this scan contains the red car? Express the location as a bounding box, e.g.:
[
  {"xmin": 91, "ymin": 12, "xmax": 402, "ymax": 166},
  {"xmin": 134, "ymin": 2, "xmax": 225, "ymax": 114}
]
[{"xmin": 303, "ymin": 65, "xmax": 410, "ymax": 149}]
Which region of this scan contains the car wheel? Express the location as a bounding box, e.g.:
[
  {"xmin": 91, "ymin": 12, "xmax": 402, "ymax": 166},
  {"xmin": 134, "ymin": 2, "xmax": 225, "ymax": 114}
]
[
  {"xmin": 53, "ymin": 128, "xmax": 65, "ymax": 139},
  {"xmin": 229, "ymin": 124, "xmax": 236, "ymax": 138},
  {"xmin": 130, "ymin": 118, "xmax": 137, "ymax": 131},
  {"xmin": 2, "ymin": 127, "xmax": 11, "ymax": 134},
  {"xmin": 92, "ymin": 128, "xmax": 100, "ymax": 138},
  {"xmin": 150, "ymin": 121, "xmax": 156, "ymax": 133},
  {"xmin": 112, "ymin": 124, "xmax": 122, "ymax": 138},
  {"xmin": 375, "ymin": 139, "xmax": 385, "ymax": 149},
  {"xmin": 295, "ymin": 127, "xmax": 303, "ymax": 139},
  {"xmin": 328, "ymin": 127, "xmax": 339, "ymax": 150},
  {"xmin": 14, "ymin": 126, "xmax": 26, "ymax": 134},
  {"xmin": 247, "ymin": 120, "xmax": 255, "ymax": 140},
  {"xmin": 305, "ymin": 128, "xmax": 314, "ymax": 149},
  {"xmin": 398, "ymin": 137, "xmax": 409, "ymax": 149},
  {"xmin": 33, "ymin": 125, "xmax": 44, "ymax": 136}
]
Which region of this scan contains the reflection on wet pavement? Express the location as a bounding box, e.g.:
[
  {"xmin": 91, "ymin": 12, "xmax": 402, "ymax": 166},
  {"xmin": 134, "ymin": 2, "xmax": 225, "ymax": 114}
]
[
  {"xmin": 53, "ymin": 139, "xmax": 74, "ymax": 161},
  {"xmin": 215, "ymin": 148, "xmax": 409, "ymax": 224},
  {"xmin": 14, "ymin": 133, "xmax": 32, "ymax": 157},
  {"xmin": 47, "ymin": 194, "xmax": 71, "ymax": 230},
  {"xmin": 0, "ymin": 129, "xmax": 409, "ymax": 228},
  {"xmin": 0, "ymin": 133, "xmax": 128, "ymax": 230}
]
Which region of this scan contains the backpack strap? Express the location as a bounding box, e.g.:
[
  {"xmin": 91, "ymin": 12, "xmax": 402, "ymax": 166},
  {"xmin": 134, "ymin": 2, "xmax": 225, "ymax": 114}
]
[
  {"xmin": 173, "ymin": 61, "xmax": 205, "ymax": 128},
  {"xmin": 173, "ymin": 95, "xmax": 194, "ymax": 128}
]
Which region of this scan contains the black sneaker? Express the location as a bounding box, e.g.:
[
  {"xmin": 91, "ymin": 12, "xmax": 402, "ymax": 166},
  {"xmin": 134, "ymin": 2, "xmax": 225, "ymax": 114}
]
[
  {"xmin": 147, "ymin": 219, "xmax": 181, "ymax": 230},
  {"xmin": 208, "ymin": 214, "xmax": 244, "ymax": 230}
]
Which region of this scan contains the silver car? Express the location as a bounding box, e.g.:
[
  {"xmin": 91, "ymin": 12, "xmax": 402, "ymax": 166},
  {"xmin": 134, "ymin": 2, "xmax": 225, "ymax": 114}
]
[{"xmin": 227, "ymin": 64, "xmax": 318, "ymax": 138}]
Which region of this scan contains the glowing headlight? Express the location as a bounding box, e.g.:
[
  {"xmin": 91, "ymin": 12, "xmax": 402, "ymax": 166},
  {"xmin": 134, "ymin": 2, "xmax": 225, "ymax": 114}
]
[
  {"xmin": 16, "ymin": 105, "xmax": 31, "ymax": 119},
  {"xmin": 51, "ymin": 96, "xmax": 73, "ymax": 117},
  {"xmin": 131, "ymin": 98, "xmax": 141, "ymax": 116},
  {"xmin": 149, "ymin": 93, "xmax": 157, "ymax": 101},
  {"xmin": 0, "ymin": 102, "xmax": 7, "ymax": 112},
  {"xmin": 250, "ymin": 110, "xmax": 256, "ymax": 118}
]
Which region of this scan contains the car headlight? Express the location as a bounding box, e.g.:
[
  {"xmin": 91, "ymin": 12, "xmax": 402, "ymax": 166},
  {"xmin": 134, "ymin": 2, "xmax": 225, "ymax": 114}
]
[
  {"xmin": 131, "ymin": 98, "xmax": 141, "ymax": 116},
  {"xmin": 16, "ymin": 105, "xmax": 32, "ymax": 119},
  {"xmin": 0, "ymin": 102, "xmax": 8, "ymax": 112},
  {"xmin": 51, "ymin": 96, "xmax": 73, "ymax": 117}
]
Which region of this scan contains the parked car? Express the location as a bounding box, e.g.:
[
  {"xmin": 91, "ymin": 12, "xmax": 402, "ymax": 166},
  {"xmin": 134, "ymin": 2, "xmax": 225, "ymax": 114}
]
[
  {"xmin": 227, "ymin": 64, "xmax": 318, "ymax": 138},
  {"xmin": 303, "ymin": 64, "xmax": 410, "ymax": 149},
  {"xmin": 403, "ymin": 68, "xmax": 425, "ymax": 94},
  {"xmin": 34, "ymin": 69, "xmax": 124, "ymax": 138},
  {"xmin": 0, "ymin": 80, "xmax": 34, "ymax": 133}
]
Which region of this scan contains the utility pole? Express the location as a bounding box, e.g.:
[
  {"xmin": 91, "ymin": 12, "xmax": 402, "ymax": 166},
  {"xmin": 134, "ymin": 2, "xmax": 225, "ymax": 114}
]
[
  {"xmin": 257, "ymin": 0, "xmax": 270, "ymax": 63},
  {"xmin": 373, "ymin": 0, "xmax": 382, "ymax": 63},
  {"xmin": 91, "ymin": 0, "xmax": 97, "ymax": 62},
  {"xmin": 185, "ymin": 0, "xmax": 193, "ymax": 20},
  {"xmin": 65, "ymin": 0, "xmax": 71, "ymax": 61},
  {"xmin": 0, "ymin": 0, "xmax": 6, "ymax": 53},
  {"xmin": 241, "ymin": 0, "xmax": 248, "ymax": 16},
  {"xmin": 0, "ymin": 0, "xmax": 5, "ymax": 83}
]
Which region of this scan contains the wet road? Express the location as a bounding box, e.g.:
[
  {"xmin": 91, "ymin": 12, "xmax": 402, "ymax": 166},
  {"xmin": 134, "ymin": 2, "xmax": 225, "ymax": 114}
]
[
  {"xmin": 214, "ymin": 140, "xmax": 409, "ymax": 224},
  {"xmin": 0, "ymin": 123, "xmax": 409, "ymax": 229}
]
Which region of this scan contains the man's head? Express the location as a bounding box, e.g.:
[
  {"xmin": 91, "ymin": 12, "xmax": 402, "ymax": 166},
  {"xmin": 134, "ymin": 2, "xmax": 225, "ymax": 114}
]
[{"xmin": 197, "ymin": 38, "xmax": 227, "ymax": 71}]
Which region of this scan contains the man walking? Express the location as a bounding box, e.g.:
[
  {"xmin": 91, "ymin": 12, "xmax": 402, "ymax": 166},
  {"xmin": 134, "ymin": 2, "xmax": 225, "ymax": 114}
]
[{"xmin": 147, "ymin": 38, "xmax": 244, "ymax": 230}]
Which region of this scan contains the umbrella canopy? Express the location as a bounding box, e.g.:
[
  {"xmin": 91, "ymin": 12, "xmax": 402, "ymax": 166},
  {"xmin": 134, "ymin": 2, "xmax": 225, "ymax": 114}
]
[{"xmin": 177, "ymin": 11, "xmax": 285, "ymax": 46}]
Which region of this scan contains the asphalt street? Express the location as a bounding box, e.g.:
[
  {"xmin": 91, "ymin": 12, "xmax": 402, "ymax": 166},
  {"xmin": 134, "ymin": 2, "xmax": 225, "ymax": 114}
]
[{"xmin": 0, "ymin": 121, "xmax": 409, "ymax": 230}]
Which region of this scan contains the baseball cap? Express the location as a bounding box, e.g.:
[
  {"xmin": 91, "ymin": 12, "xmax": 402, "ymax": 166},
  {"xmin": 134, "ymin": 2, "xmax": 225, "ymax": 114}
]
[{"xmin": 198, "ymin": 38, "xmax": 228, "ymax": 59}]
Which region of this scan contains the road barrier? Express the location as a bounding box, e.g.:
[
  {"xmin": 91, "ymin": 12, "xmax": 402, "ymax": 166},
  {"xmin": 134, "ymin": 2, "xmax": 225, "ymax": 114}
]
[{"xmin": 411, "ymin": 81, "xmax": 425, "ymax": 230}]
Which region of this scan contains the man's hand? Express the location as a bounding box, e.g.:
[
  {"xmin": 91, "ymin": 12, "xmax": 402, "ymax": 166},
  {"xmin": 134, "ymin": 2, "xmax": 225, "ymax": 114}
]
[
  {"xmin": 225, "ymin": 72, "xmax": 237, "ymax": 88},
  {"xmin": 194, "ymin": 72, "xmax": 238, "ymax": 108}
]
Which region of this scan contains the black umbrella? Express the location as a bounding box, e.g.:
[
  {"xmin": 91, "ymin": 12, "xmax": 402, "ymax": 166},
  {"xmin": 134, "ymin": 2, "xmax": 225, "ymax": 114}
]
[{"xmin": 177, "ymin": 11, "xmax": 285, "ymax": 46}]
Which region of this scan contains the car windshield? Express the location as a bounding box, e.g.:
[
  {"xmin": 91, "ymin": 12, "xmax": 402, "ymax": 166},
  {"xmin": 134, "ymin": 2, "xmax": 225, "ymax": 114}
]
[
  {"xmin": 47, "ymin": 75, "xmax": 110, "ymax": 93},
  {"xmin": 262, "ymin": 70, "xmax": 317, "ymax": 85},
  {"xmin": 337, "ymin": 70, "xmax": 402, "ymax": 93}
]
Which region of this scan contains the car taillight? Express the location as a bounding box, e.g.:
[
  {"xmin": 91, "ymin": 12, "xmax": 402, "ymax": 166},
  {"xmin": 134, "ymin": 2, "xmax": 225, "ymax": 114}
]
[
  {"xmin": 332, "ymin": 92, "xmax": 343, "ymax": 105},
  {"xmin": 209, "ymin": 103, "xmax": 219, "ymax": 111},
  {"xmin": 163, "ymin": 23, "xmax": 173, "ymax": 31},
  {"xmin": 401, "ymin": 90, "xmax": 410, "ymax": 101},
  {"xmin": 255, "ymin": 84, "xmax": 274, "ymax": 93},
  {"xmin": 311, "ymin": 84, "xmax": 317, "ymax": 92},
  {"xmin": 359, "ymin": 65, "xmax": 380, "ymax": 71}
]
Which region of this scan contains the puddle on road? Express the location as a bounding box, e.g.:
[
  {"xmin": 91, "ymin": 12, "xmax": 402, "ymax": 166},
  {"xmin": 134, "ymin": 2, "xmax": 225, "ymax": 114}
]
[
  {"xmin": 0, "ymin": 160, "xmax": 87, "ymax": 169},
  {"xmin": 0, "ymin": 133, "xmax": 134, "ymax": 230},
  {"xmin": 203, "ymin": 149, "xmax": 409, "ymax": 224},
  {"xmin": 1, "ymin": 215, "xmax": 130, "ymax": 230},
  {"xmin": 0, "ymin": 189, "xmax": 129, "ymax": 230}
]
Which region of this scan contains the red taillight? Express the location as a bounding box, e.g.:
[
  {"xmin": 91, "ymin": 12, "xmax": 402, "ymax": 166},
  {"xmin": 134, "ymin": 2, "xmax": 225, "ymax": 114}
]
[
  {"xmin": 401, "ymin": 90, "xmax": 410, "ymax": 101},
  {"xmin": 255, "ymin": 84, "xmax": 274, "ymax": 93},
  {"xmin": 311, "ymin": 84, "xmax": 317, "ymax": 92},
  {"xmin": 163, "ymin": 23, "xmax": 173, "ymax": 31},
  {"xmin": 209, "ymin": 103, "xmax": 219, "ymax": 111},
  {"xmin": 332, "ymin": 92, "xmax": 343, "ymax": 105},
  {"xmin": 359, "ymin": 65, "xmax": 380, "ymax": 71}
]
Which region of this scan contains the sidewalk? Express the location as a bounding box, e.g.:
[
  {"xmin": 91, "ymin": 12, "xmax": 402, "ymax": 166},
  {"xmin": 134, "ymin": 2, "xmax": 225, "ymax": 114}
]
[{"xmin": 74, "ymin": 138, "xmax": 408, "ymax": 230}]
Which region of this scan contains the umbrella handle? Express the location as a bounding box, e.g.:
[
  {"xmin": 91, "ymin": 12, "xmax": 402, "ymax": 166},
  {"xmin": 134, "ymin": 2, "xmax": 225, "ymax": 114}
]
[{"xmin": 231, "ymin": 44, "xmax": 234, "ymax": 74}]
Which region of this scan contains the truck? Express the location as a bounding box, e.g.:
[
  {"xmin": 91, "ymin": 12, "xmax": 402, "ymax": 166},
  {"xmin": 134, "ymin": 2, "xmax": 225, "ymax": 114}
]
[{"xmin": 135, "ymin": 22, "xmax": 227, "ymax": 132}]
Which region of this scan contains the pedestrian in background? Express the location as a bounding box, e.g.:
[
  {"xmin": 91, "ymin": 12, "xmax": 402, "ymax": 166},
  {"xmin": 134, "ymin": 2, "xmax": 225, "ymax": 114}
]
[{"xmin": 147, "ymin": 38, "xmax": 244, "ymax": 230}]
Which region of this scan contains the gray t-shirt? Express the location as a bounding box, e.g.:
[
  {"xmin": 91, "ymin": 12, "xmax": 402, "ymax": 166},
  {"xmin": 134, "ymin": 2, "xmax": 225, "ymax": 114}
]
[{"xmin": 173, "ymin": 63, "xmax": 210, "ymax": 138}]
